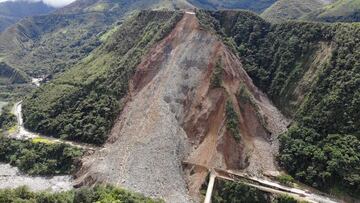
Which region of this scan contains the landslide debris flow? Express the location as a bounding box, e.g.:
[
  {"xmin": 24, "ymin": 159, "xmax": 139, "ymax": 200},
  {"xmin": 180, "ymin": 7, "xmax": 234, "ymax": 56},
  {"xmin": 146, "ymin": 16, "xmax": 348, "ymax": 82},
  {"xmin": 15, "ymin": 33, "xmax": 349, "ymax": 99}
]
[{"xmin": 76, "ymin": 12, "xmax": 289, "ymax": 202}]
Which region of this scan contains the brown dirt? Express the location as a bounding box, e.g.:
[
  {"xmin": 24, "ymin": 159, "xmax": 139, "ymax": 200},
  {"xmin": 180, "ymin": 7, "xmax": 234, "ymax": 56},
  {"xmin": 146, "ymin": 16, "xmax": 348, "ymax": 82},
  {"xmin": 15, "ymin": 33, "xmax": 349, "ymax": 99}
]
[{"xmin": 76, "ymin": 11, "xmax": 289, "ymax": 202}]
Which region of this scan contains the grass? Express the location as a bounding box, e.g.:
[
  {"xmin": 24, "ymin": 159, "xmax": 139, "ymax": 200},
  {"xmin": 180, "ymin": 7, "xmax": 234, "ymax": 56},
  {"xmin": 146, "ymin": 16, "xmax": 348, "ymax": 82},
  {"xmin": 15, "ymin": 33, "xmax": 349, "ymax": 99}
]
[
  {"xmin": 261, "ymin": 0, "xmax": 326, "ymax": 23},
  {"xmin": 322, "ymin": 0, "xmax": 360, "ymax": 16},
  {"xmin": 87, "ymin": 3, "xmax": 110, "ymax": 12},
  {"xmin": 7, "ymin": 125, "xmax": 17, "ymax": 134},
  {"xmin": 32, "ymin": 137, "xmax": 55, "ymax": 144},
  {"xmin": 100, "ymin": 25, "xmax": 120, "ymax": 42},
  {"xmin": 276, "ymin": 174, "xmax": 295, "ymax": 186}
]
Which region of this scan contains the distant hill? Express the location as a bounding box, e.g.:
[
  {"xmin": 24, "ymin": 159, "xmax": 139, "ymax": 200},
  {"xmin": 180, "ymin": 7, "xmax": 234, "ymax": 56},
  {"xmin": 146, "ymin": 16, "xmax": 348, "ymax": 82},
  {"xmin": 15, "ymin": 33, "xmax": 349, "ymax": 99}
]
[
  {"xmin": 304, "ymin": 0, "xmax": 360, "ymax": 22},
  {"xmin": 187, "ymin": 0, "xmax": 277, "ymax": 12},
  {"xmin": 0, "ymin": 1, "xmax": 55, "ymax": 31},
  {"xmin": 0, "ymin": 0, "xmax": 280, "ymax": 80},
  {"xmin": 261, "ymin": 0, "xmax": 360, "ymax": 23},
  {"xmin": 261, "ymin": 0, "xmax": 329, "ymax": 23}
]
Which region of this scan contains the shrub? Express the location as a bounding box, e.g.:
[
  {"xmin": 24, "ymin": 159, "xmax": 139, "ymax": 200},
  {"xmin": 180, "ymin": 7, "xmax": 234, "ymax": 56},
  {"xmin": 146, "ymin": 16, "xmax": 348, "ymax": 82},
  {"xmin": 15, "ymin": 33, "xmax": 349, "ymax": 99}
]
[
  {"xmin": 0, "ymin": 136, "xmax": 83, "ymax": 175},
  {"xmin": 225, "ymin": 100, "xmax": 241, "ymax": 142}
]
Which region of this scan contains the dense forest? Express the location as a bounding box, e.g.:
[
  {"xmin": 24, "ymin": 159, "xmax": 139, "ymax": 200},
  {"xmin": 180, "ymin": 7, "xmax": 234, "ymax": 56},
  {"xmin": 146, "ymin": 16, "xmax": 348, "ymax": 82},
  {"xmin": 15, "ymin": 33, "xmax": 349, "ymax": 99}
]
[
  {"xmin": 0, "ymin": 185, "xmax": 163, "ymax": 203},
  {"xmin": 0, "ymin": 136, "xmax": 83, "ymax": 175},
  {"xmin": 0, "ymin": 103, "xmax": 16, "ymax": 131},
  {"xmin": 196, "ymin": 10, "xmax": 360, "ymax": 195},
  {"xmin": 22, "ymin": 11, "xmax": 183, "ymax": 145}
]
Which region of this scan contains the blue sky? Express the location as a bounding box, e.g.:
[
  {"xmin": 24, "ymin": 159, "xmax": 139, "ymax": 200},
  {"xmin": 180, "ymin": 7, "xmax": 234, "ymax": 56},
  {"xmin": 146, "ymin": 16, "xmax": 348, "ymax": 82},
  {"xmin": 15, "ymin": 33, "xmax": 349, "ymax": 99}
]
[{"xmin": 0, "ymin": 0, "xmax": 76, "ymax": 7}]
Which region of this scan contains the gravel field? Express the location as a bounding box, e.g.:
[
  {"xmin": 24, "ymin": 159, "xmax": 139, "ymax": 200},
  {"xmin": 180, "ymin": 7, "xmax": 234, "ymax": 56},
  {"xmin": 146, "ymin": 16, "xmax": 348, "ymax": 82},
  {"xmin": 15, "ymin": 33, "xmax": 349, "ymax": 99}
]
[{"xmin": 0, "ymin": 163, "xmax": 73, "ymax": 192}]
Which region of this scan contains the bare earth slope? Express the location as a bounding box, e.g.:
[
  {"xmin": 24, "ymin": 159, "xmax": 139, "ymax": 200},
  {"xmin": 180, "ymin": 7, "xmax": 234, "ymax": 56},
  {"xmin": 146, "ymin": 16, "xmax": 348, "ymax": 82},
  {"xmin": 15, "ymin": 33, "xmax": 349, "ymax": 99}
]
[{"xmin": 76, "ymin": 12, "xmax": 289, "ymax": 202}]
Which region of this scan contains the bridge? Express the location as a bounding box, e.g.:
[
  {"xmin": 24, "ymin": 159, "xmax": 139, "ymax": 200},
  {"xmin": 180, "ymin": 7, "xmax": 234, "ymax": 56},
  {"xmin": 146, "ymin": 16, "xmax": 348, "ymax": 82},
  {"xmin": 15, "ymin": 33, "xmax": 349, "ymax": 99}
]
[{"xmin": 182, "ymin": 161, "xmax": 340, "ymax": 203}]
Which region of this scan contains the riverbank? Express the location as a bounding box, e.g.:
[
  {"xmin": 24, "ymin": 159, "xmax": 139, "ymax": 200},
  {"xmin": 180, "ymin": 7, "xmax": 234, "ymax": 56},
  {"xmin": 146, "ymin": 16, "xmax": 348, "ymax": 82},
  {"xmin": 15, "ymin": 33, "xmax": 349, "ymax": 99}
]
[{"xmin": 0, "ymin": 163, "xmax": 73, "ymax": 192}]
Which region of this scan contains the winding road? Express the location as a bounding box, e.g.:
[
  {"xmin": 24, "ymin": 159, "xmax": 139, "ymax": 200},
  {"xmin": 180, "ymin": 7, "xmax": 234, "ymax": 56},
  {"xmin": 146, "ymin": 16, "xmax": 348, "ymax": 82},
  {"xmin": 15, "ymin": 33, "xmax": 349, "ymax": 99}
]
[
  {"xmin": 10, "ymin": 101, "xmax": 98, "ymax": 151},
  {"xmin": 7, "ymin": 78, "xmax": 98, "ymax": 151}
]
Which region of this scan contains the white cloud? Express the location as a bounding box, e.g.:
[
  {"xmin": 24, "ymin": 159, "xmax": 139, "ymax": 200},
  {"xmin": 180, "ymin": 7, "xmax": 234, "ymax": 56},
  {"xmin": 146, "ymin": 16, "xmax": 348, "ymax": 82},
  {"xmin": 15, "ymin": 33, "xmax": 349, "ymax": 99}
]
[{"xmin": 0, "ymin": 0, "xmax": 76, "ymax": 7}]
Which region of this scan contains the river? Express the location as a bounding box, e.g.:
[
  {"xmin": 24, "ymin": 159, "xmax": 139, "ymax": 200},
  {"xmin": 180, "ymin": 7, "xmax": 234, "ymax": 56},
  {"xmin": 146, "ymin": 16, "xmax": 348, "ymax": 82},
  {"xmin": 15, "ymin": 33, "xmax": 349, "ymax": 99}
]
[{"xmin": 0, "ymin": 78, "xmax": 75, "ymax": 192}]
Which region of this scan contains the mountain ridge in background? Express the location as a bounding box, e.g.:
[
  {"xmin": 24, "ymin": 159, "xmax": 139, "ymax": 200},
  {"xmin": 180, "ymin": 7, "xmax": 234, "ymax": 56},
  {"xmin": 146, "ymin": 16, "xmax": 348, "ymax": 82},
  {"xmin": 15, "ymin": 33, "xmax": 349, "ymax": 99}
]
[
  {"xmin": 0, "ymin": 0, "xmax": 281, "ymax": 100},
  {"xmin": 261, "ymin": 0, "xmax": 360, "ymax": 23},
  {"xmin": 0, "ymin": 0, "xmax": 55, "ymax": 31}
]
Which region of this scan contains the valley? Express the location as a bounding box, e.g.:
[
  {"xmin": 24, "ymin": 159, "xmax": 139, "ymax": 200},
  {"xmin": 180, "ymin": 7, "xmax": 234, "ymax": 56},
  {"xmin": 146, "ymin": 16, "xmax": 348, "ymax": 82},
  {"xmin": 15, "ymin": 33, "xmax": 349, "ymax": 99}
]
[{"xmin": 0, "ymin": 0, "xmax": 359, "ymax": 203}]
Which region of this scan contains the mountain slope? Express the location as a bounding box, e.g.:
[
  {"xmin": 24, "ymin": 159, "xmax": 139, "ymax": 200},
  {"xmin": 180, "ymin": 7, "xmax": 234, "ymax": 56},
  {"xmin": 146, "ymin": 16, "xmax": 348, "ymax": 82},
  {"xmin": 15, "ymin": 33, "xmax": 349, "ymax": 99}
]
[
  {"xmin": 187, "ymin": 0, "xmax": 277, "ymax": 12},
  {"xmin": 20, "ymin": 8, "xmax": 360, "ymax": 201},
  {"xmin": 0, "ymin": 0, "xmax": 279, "ymax": 81},
  {"xmin": 198, "ymin": 10, "xmax": 360, "ymax": 197},
  {"xmin": 0, "ymin": 1, "xmax": 55, "ymax": 32},
  {"xmin": 22, "ymin": 10, "xmax": 184, "ymax": 144},
  {"xmin": 23, "ymin": 10, "xmax": 289, "ymax": 202},
  {"xmin": 304, "ymin": 0, "xmax": 360, "ymax": 22},
  {"xmin": 262, "ymin": 0, "xmax": 360, "ymax": 23},
  {"xmin": 0, "ymin": 0, "xmax": 281, "ymax": 101},
  {"xmin": 261, "ymin": 0, "xmax": 330, "ymax": 23}
]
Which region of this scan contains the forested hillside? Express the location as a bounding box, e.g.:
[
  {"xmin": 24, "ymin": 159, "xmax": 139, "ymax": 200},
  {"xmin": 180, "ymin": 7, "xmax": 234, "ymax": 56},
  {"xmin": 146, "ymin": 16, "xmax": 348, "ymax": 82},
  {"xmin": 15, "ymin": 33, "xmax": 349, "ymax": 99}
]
[
  {"xmin": 197, "ymin": 10, "xmax": 360, "ymax": 196},
  {"xmin": 0, "ymin": 0, "xmax": 278, "ymax": 81},
  {"xmin": 188, "ymin": 0, "xmax": 277, "ymax": 12},
  {"xmin": 261, "ymin": 0, "xmax": 360, "ymax": 23},
  {"xmin": 23, "ymin": 11, "xmax": 183, "ymax": 145},
  {"xmin": 0, "ymin": 1, "xmax": 54, "ymax": 32},
  {"xmin": 0, "ymin": 0, "xmax": 277, "ymax": 102},
  {"xmin": 304, "ymin": 0, "xmax": 360, "ymax": 22},
  {"xmin": 261, "ymin": 0, "xmax": 328, "ymax": 23}
]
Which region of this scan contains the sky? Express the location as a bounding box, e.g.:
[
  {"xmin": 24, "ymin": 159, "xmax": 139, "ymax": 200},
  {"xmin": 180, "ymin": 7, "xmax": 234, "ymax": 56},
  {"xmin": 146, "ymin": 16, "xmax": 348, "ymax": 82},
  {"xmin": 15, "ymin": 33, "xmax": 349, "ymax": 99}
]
[{"xmin": 0, "ymin": 0, "xmax": 76, "ymax": 7}]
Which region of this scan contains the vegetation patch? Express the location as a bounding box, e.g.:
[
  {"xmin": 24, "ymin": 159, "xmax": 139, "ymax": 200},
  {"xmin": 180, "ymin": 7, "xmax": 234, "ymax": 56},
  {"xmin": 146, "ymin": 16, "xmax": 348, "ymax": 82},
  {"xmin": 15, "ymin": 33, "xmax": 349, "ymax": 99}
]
[
  {"xmin": 279, "ymin": 125, "xmax": 360, "ymax": 195},
  {"xmin": 31, "ymin": 137, "xmax": 55, "ymax": 144},
  {"xmin": 0, "ymin": 136, "xmax": 83, "ymax": 175},
  {"xmin": 0, "ymin": 185, "xmax": 163, "ymax": 203},
  {"xmin": 0, "ymin": 103, "xmax": 16, "ymax": 131},
  {"xmin": 274, "ymin": 195, "xmax": 301, "ymax": 203},
  {"xmin": 276, "ymin": 174, "xmax": 295, "ymax": 186},
  {"xmin": 210, "ymin": 178, "xmax": 271, "ymax": 203},
  {"xmin": 210, "ymin": 59, "xmax": 223, "ymax": 88},
  {"xmin": 225, "ymin": 100, "xmax": 241, "ymax": 142}
]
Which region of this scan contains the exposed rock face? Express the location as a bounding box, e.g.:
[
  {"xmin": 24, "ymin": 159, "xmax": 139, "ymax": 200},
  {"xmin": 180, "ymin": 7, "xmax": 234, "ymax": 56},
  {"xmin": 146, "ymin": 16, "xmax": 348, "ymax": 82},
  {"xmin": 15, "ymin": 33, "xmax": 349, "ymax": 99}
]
[{"xmin": 76, "ymin": 12, "xmax": 289, "ymax": 202}]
